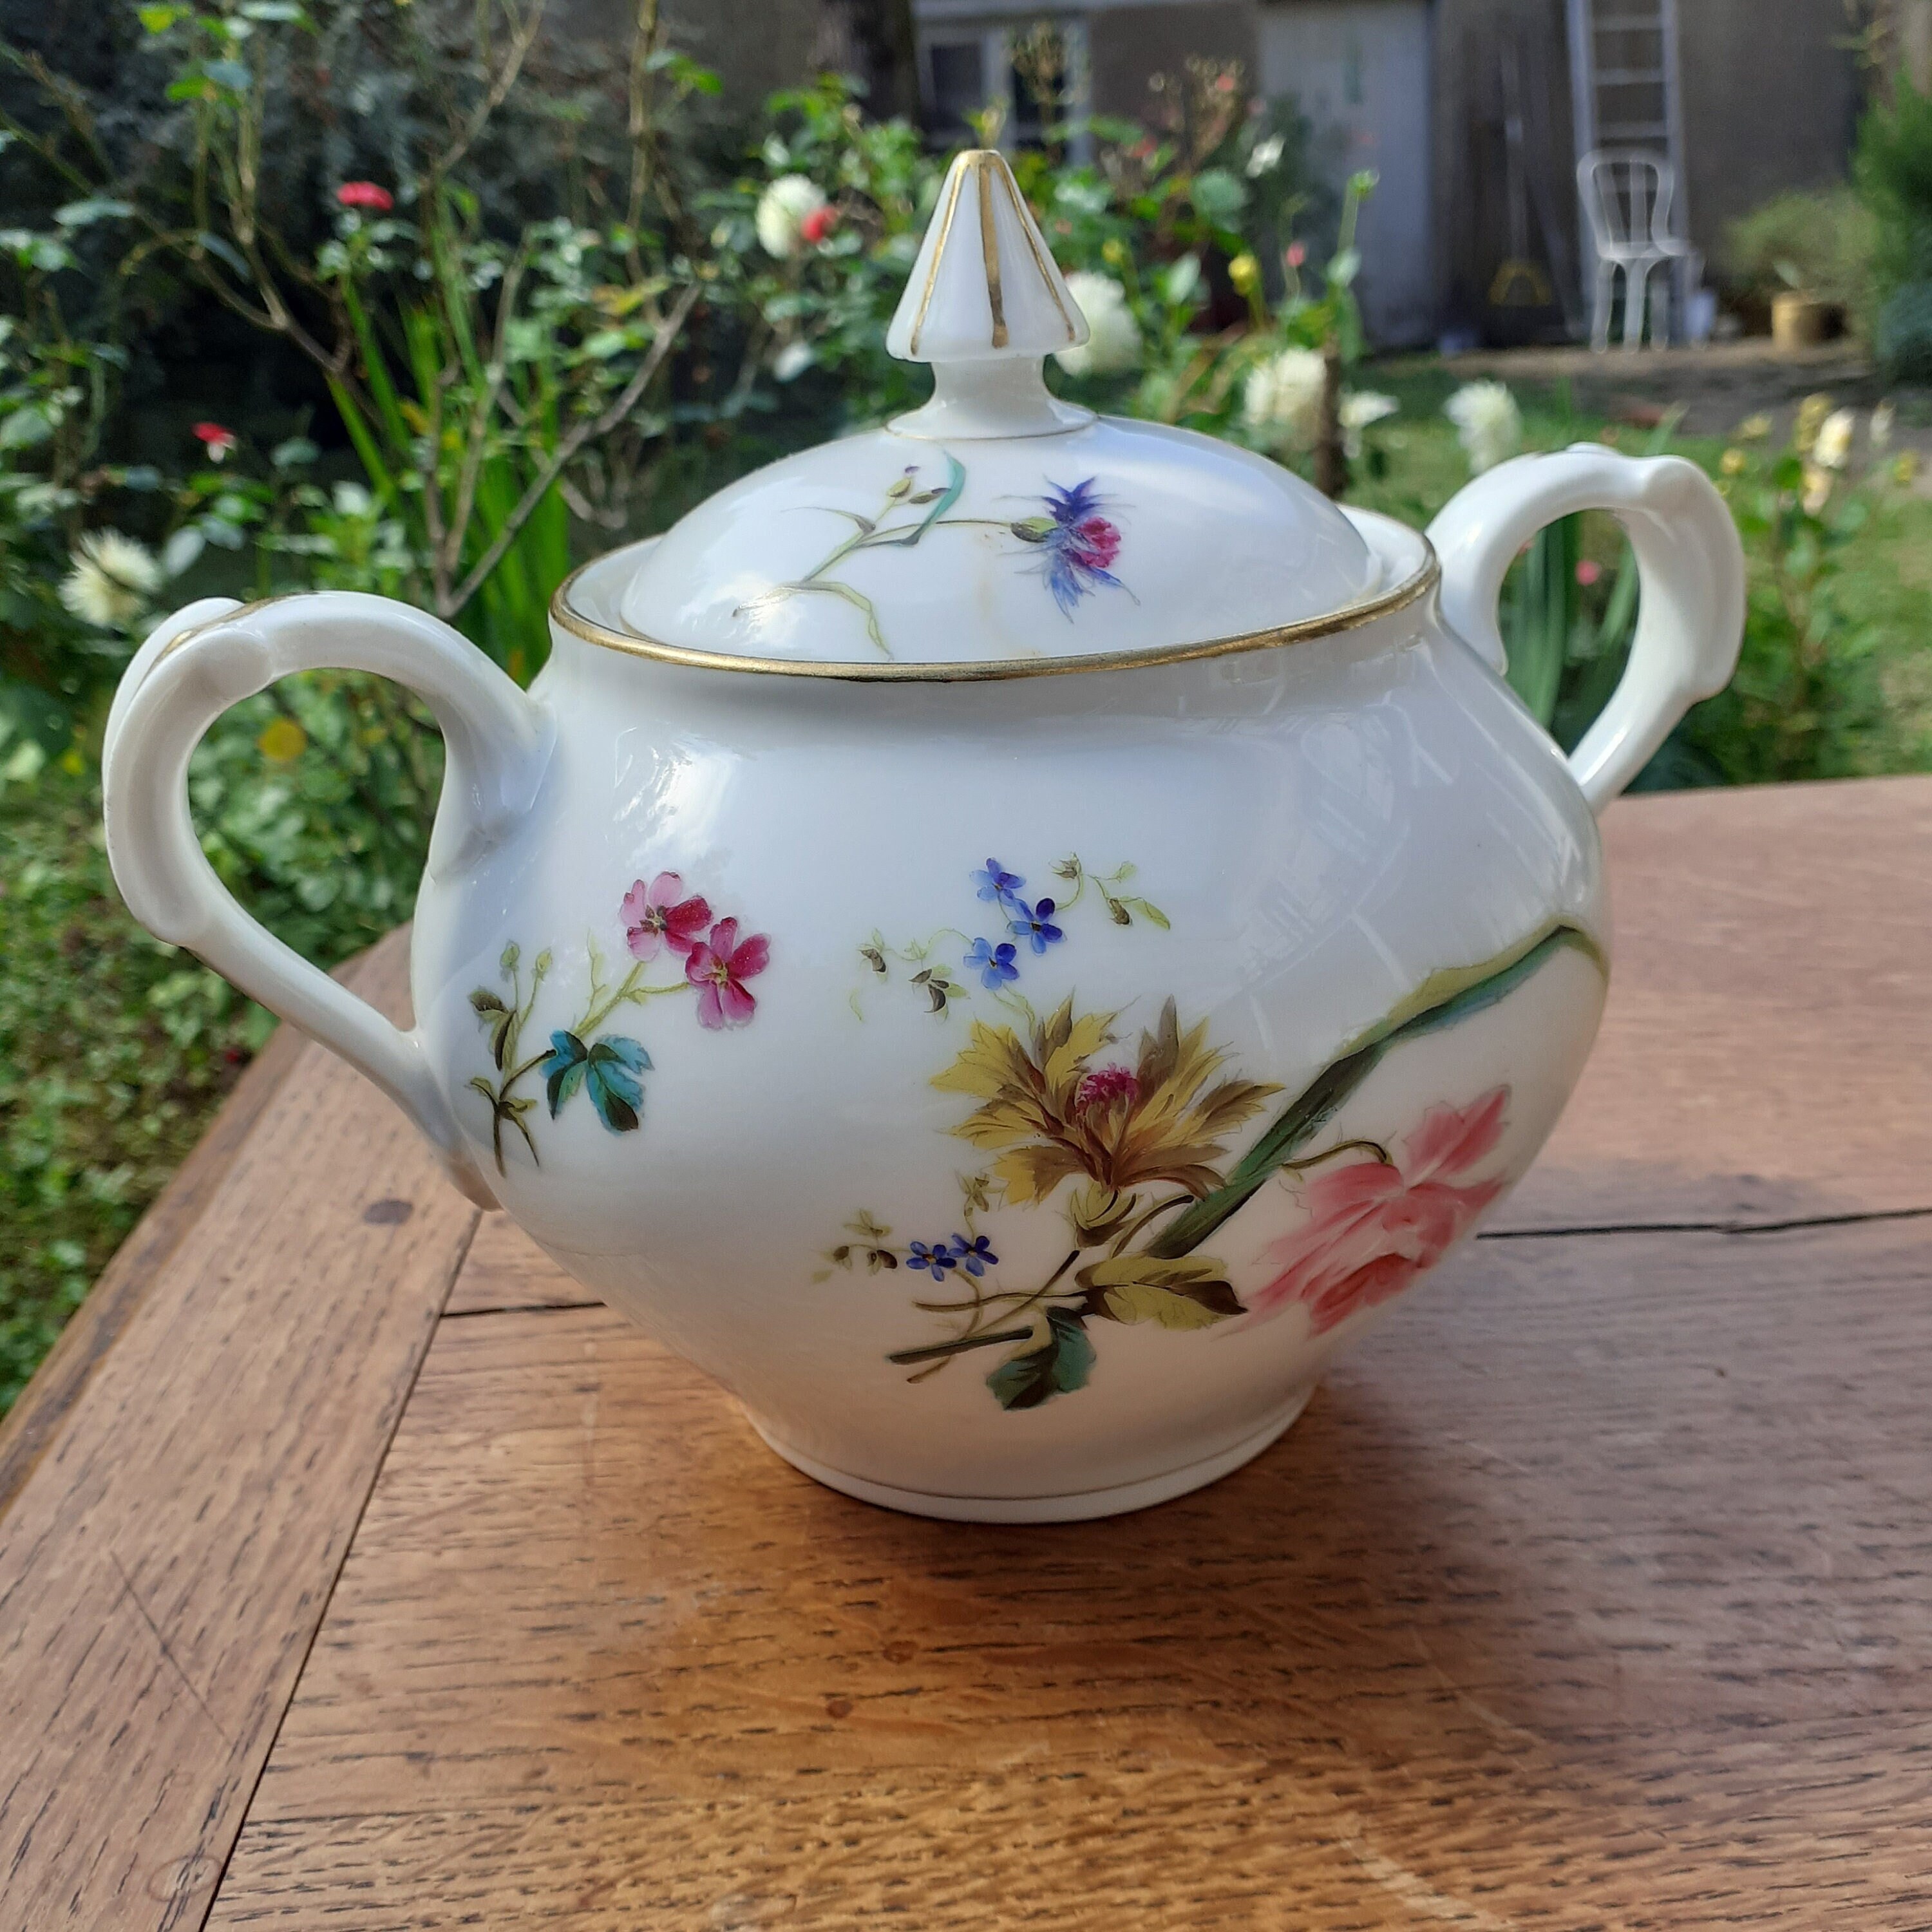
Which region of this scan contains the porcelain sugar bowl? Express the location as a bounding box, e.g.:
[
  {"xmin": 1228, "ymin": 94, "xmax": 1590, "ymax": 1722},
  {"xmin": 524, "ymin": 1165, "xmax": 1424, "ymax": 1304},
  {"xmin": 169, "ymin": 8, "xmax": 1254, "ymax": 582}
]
[{"xmin": 102, "ymin": 152, "xmax": 1745, "ymax": 1521}]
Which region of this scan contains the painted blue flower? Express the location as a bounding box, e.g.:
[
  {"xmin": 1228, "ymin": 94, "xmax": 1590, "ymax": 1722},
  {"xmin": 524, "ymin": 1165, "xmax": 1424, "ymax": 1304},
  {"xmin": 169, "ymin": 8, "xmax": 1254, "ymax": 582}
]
[
  {"xmin": 949, "ymin": 1233, "xmax": 999, "ymax": 1277},
  {"xmin": 542, "ymin": 1029, "xmax": 652, "ymax": 1133},
  {"xmin": 1012, "ymin": 478, "xmax": 1126, "ymax": 617},
  {"xmin": 965, "ymin": 936, "xmax": 1020, "ymax": 989},
  {"xmin": 974, "ymin": 859, "xmax": 1027, "ymax": 909},
  {"xmin": 1009, "ymin": 896, "xmax": 1065, "ymax": 954},
  {"xmin": 908, "ymin": 1240, "xmax": 959, "ymax": 1280}
]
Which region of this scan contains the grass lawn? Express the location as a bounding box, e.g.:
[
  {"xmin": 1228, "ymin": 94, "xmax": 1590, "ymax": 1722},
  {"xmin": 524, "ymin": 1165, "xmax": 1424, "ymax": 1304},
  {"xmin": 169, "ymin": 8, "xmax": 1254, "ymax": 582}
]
[{"xmin": 4, "ymin": 368, "xmax": 1931, "ymax": 1417}]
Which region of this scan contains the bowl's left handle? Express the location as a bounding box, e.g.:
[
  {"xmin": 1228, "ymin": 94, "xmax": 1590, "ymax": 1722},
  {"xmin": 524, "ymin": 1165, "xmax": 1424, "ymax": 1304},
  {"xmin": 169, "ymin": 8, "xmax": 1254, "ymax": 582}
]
[
  {"xmin": 102, "ymin": 592, "xmax": 555, "ymax": 1208},
  {"xmin": 1426, "ymin": 444, "xmax": 1745, "ymax": 813}
]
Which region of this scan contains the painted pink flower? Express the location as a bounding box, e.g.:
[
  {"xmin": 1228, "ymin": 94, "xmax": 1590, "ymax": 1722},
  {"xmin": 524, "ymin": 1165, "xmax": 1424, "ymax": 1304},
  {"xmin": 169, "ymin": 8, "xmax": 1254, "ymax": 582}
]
[
  {"xmin": 1077, "ymin": 1065, "xmax": 1140, "ymax": 1113},
  {"xmin": 336, "ymin": 180, "xmax": 393, "ymax": 212},
  {"xmin": 1249, "ymin": 1086, "xmax": 1511, "ymax": 1334},
  {"xmin": 192, "ymin": 421, "xmax": 237, "ymax": 462},
  {"xmin": 620, "ymin": 871, "xmax": 712, "ymax": 963},
  {"xmin": 1285, "ymin": 240, "xmax": 1308, "ymax": 269},
  {"xmin": 1575, "ymin": 558, "xmax": 1603, "ymax": 587},
  {"xmin": 799, "ymin": 204, "xmax": 838, "ymax": 245},
  {"xmin": 685, "ymin": 917, "xmax": 771, "ymax": 1030}
]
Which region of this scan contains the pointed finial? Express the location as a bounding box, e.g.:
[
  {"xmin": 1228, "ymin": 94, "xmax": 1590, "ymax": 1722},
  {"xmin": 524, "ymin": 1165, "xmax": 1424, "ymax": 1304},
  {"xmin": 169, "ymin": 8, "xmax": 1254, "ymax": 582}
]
[
  {"xmin": 887, "ymin": 151, "xmax": 1092, "ymax": 438},
  {"xmin": 888, "ymin": 151, "xmax": 1086, "ymax": 362}
]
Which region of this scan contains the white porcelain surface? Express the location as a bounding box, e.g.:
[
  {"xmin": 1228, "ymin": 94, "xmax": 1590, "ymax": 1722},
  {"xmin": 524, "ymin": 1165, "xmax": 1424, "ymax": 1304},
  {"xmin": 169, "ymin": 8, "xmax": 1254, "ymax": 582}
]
[
  {"xmin": 99, "ymin": 154, "xmax": 1747, "ymax": 1520},
  {"xmin": 614, "ymin": 415, "xmax": 1379, "ymax": 665}
]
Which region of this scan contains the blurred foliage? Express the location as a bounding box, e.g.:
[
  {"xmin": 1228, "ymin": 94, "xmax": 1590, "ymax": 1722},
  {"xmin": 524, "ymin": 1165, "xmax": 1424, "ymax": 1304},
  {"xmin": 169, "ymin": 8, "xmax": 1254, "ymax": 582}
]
[
  {"xmin": 0, "ymin": 766, "xmax": 260, "ymax": 1413},
  {"xmin": 1721, "ymin": 186, "xmax": 1876, "ymax": 320}
]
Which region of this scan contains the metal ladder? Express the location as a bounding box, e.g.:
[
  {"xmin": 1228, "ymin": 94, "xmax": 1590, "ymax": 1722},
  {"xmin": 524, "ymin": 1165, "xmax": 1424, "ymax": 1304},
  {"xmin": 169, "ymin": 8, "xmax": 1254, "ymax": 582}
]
[
  {"xmin": 1566, "ymin": 0, "xmax": 1685, "ymax": 164},
  {"xmin": 1565, "ymin": 0, "xmax": 1689, "ymax": 336}
]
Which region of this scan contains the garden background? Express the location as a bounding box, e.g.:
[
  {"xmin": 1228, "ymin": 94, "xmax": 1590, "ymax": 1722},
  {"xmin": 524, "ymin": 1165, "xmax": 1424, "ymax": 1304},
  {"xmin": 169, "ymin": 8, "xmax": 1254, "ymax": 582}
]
[{"xmin": 4, "ymin": 0, "xmax": 1932, "ymax": 1410}]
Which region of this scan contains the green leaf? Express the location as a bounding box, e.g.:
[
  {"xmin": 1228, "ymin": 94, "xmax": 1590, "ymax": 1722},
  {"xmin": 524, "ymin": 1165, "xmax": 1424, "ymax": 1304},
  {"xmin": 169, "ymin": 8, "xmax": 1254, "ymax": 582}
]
[
  {"xmin": 1190, "ymin": 167, "xmax": 1247, "ymax": 227},
  {"xmin": 53, "ymin": 199, "xmax": 135, "ymax": 229},
  {"xmin": 987, "ymin": 1307, "xmax": 1095, "ymax": 1410},
  {"xmin": 0, "ymin": 406, "xmax": 52, "ymax": 451}
]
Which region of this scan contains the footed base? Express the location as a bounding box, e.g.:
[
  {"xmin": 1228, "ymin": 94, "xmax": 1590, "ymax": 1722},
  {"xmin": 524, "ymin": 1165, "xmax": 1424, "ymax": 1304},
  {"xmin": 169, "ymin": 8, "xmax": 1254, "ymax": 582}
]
[{"xmin": 746, "ymin": 1383, "xmax": 1316, "ymax": 1523}]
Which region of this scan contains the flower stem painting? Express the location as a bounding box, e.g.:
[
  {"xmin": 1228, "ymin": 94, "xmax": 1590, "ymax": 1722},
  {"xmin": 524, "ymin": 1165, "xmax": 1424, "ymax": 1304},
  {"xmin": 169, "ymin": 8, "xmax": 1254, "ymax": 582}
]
[
  {"xmin": 854, "ymin": 852, "xmax": 1167, "ymax": 1021},
  {"xmin": 468, "ymin": 872, "xmax": 770, "ymax": 1172},
  {"xmin": 741, "ymin": 456, "xmax": 1131, "ymax": 656},
  {"xmin": 821, "ymin": 862, "xmax": 1604, "ymax": 1412}
]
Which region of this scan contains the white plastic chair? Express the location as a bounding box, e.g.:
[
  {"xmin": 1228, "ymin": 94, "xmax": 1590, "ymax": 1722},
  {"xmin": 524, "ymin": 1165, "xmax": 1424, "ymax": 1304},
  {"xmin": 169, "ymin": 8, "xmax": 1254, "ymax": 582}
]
[{"xmin": 1578, "ymin": 149, "xmax": 1694, "ymax": 350}]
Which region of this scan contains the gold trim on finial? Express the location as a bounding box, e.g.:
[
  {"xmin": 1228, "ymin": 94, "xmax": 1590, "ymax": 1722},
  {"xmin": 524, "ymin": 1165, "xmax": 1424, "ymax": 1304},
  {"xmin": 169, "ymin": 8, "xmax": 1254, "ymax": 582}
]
[
  {"xmin": 907, "ymin": 160, "xmax": 967, "ymax": 357},
  {"xmin": 973, "ymin": 154, "xmax": 1009, "ymax": 349},
  {"xmin": 998, "ymin": 160, "xmax": 1077, "ymax": 343}
]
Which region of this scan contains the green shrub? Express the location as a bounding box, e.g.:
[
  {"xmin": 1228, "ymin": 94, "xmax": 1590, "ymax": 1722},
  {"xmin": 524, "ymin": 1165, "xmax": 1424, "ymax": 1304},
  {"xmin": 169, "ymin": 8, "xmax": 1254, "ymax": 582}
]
[
  {"xmin": 0, "ymin": 768, "xmax": 259, "ymax": 1413},
  {"xmin": 1856, "ymin": 77, "xmax": 1932, "ymax": 299},
  {"xmin": 1876, "ymin": 278, "xmax": 1932, "ymax": 381},
  {"xmin": 1721, "ymin": 186, "xmax": 1874, "ymax": 316}
]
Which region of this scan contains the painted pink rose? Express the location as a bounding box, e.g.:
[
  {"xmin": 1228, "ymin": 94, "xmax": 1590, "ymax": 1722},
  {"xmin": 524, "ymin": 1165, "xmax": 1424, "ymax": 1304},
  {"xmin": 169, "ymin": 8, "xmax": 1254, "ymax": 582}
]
[
  {"xmin": 1249, "ymin": 1086, "xmax": 1511, "ymax": 1334},
  {"xmin": 685, "ymin": 917, "xmax": 771, "ymax": 1030},
  {"xmin": 621, "ymin": 871, "xmax": 712, "ymax": 963}
]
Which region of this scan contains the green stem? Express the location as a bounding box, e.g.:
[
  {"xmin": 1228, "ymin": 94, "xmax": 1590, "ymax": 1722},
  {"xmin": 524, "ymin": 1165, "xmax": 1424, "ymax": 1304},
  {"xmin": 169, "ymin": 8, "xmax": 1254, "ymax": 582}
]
[
  {"xmin": 1146, "ymin": 921, "xmax": 1604, "ymax": 1260},
  {"xmin": 887, "ymin": 1327, "xmax": 1036, "ymax": 1366}
]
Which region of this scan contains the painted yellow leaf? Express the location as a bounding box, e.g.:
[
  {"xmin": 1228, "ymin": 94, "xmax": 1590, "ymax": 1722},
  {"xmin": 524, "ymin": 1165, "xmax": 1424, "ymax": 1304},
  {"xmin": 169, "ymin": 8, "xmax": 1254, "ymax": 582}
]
[
  {"xmin": 1042, "ymin": 1009, "xmax": 1114, "ymax": 1095},
  {"xmin": 1101, "ymin": 1282, "xmax": 1228, "ymax": 1330},
  {"xmin": 1077, "ymin": 1253, "xmax": 1242, "ymax": 1327},
  {"xmin": 932, "ymin": 1020, "xmax": 1029, "ymax": 1099}
]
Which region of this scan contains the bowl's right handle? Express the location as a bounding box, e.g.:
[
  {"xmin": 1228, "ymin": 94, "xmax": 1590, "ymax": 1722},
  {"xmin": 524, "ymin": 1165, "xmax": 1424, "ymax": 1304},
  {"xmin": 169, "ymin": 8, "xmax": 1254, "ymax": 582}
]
[
  {"xmin": 1426, "ymin": 444, "xmax": 1745, "ymax": 813},
  {"xmin": 102, "ymin": 591, "xmax": 554, "ymax": 1208}
]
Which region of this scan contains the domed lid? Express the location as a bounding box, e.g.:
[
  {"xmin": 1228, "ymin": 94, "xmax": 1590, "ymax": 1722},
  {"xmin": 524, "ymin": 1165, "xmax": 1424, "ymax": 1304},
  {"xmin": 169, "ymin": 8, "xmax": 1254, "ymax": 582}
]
[{"xmin": 592, "ymin": 151, "xmax": 1381, "ymax": 670}]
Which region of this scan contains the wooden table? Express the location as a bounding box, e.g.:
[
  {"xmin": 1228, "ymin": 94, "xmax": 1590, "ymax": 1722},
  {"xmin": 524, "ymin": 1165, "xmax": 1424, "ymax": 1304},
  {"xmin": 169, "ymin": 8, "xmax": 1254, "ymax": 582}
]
[{"xmin": 6, "ymin": 777, "xmax": 1932, "ymax": 1930}]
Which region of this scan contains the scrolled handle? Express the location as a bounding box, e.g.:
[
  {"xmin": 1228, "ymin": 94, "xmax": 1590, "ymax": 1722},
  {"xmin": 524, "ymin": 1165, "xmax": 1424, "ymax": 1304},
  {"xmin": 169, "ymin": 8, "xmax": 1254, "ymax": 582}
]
[
  {"xmin": 102, "ymin": 592, "xmax": 554, "ymax": 1207},
  {"xmin": 1427, "ymin": 444, "xmax": 1745, "ymax": 813}
]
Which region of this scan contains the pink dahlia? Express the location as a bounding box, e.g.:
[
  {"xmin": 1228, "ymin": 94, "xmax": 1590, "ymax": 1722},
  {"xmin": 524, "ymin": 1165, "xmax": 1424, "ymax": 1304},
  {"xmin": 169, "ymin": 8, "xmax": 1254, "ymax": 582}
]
[{"xmin": 336, "ymin": 180, "xmax": 393, "ymax": 212}]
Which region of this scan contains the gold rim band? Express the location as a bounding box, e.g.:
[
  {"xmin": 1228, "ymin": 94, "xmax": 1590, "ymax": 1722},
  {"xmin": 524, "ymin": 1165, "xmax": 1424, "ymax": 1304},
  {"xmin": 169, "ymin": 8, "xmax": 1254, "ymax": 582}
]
[{"xmin": 549, "ymin": 540, "xmax": 1439, "ymax": 685}]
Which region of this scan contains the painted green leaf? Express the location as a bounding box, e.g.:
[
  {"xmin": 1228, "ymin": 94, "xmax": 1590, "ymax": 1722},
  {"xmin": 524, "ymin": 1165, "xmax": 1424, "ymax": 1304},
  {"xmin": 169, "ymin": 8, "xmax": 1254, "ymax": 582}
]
[
  {"xmin": 542, "ymin": 1029, "xmax": 589, "ymax": 1117},
  {"xmin": 583, "ymin": 1036, "xmax": 650, "ymax": 1134},
  {"xmin": 468, "ymin": 987, "xmax": 513, "ymax": 1067},
  {"xmin": 987, "ymin": 1307, "xmax": 1095, "ymax": 1410}
]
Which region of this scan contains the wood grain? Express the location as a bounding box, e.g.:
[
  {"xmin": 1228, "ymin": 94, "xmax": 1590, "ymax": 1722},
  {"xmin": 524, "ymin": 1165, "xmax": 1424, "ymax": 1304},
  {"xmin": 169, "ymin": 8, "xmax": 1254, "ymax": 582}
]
[
  {"xmin": 0, "ymin": 929, "xmax": 480, "ymax": 1931},
  {"xmin": 1504, "ymin": 775, "xmax": 1932, "ymax": 1231},
  {"xmin": 214, "ymin": 1212, "xmax": 1932, "ymax": 1928}
]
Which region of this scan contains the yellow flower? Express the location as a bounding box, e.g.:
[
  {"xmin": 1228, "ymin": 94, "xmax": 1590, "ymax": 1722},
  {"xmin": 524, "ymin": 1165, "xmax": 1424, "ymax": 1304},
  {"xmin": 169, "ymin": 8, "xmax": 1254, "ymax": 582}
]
[
  {"xmin": 1814, "ymin": 408, "xmax": 1856, "ymax": 471},
  {"xmin": 257, "ymin": 715, "xmax": 308, "ymax": 762},
  {"xmin": 932, "ymin": 996, "xmax": 1278, "ymax": 1208},
  {"xmin": 1737, "ymin": 413, "xmax": 1773, "ymax": 442},
  {"xmin": 1228, "ymin": 250, "xmax": 1260, "ymax": 296},
  {"xmin": 1101, "ymin": 236, "xmax": 1130, "ymax": 270},
  {"xmin": 1801, "ymin": 462, "xmax": 1833, "ymax": 515},
  {"xmin": 1895, "ymin": 451, "xmax": 1922, "ymax": 486},
  {"xmin": 1720, "ymin": 448, "xmax": 1747, "ymax": 476},
  {"xmin": 1794, "ymin": 393, "xmax": 1832, "ymax": 458}
]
